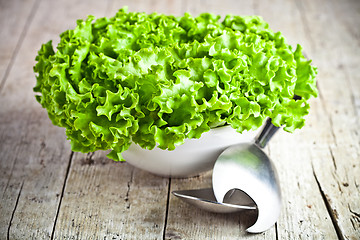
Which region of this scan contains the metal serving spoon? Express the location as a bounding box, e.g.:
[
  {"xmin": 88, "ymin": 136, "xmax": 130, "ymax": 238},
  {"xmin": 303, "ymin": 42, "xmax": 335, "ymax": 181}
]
[{"xmin": 172, "ymin": 118, "xmax": 281, "ymax": 233}]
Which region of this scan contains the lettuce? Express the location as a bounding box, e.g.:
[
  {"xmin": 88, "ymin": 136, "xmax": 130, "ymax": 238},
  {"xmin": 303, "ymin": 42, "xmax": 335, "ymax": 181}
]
[{"xmin": 33, "ymin": 7, "xmax": 318, "ymax": 161}]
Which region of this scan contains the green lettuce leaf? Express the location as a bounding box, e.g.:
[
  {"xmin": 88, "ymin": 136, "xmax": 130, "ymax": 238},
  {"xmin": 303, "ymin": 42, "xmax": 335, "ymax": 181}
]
[{"xmin": 34, "ymin": 7, "xmax": 318, "ymax": 161}]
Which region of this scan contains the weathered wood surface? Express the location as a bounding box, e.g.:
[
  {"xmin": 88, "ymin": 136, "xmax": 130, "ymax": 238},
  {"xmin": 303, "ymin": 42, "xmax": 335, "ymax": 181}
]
[{"xmin": 0, "ymin": 0, "xmax": 359, "ymax": 239}]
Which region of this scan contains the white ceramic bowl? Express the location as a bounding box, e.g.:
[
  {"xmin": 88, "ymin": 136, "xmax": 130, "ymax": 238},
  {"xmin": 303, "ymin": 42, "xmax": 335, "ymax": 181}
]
[{"xmin": 122, "ymin": 125, "xmax": 261, "ymax": 177}]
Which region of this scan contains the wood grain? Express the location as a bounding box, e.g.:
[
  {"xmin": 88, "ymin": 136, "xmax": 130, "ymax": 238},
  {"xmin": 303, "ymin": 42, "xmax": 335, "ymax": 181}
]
[
  {"xmin": 0, "ymin": 0, "xmax": 73, "ymax": 238},
  {"xmin": 0, "ymin": 0, "xmax": 38, "ymax": 90},
  {"xmin": 52, "ymin": 151, "xmax": 169, "ymax": 239},
  {"xmin": 299, "ymin": 0, "xmax": 360, "ymax": 238}
]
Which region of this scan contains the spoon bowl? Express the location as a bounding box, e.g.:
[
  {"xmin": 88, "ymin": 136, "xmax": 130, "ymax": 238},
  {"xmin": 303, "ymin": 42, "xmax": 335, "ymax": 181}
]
[
  {"xmin": 212, "ymin": 142, "xmax": 281, "ymax": 233},
  {"xmin": 172, "ymin": 188, "xmax": 256, "ymax": 214}
]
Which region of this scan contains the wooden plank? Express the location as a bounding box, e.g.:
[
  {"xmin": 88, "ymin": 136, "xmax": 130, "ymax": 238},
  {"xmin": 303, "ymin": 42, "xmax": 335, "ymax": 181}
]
[
  {"xmin": 107, "ymin": 0, "xmax": 183, "ymax": 16},
  {"xmin": 0, "ymin": 0, "xmax": 111, "ymax": 238},
  {"xmin": 180, "ymin": 0, "xmax": 256, "ymax": 16},
  {"xmin": 52, "ymin": 151, "xmax": 169, "ymax": 239},
  {"xmin": 0, "ymin": 0, "xmax": 38, "ymax": 90},
  {"xmin": 0, "ymin": 0, "xmax": 66, "ymax": 238},
  {"xmin": 0, "ymin": 111, "xmax": 72, "ymax": 239},
  {"xmin": 265, "ymin": 126, "xmax": 339, "ymax": 239},
  {"xmin": 297, "ymin": 0, "xmax": 360, "ymax": 238}
]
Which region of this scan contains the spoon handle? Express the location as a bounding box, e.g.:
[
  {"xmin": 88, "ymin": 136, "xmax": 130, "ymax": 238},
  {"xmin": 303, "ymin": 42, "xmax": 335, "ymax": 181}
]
[
  {"xmin": 255, "ymin": 118, "xmax": 279, "ymax": 149},
  {"xmin": 255, "ymin": 95, "xmax": 302, "ymax": 148}
]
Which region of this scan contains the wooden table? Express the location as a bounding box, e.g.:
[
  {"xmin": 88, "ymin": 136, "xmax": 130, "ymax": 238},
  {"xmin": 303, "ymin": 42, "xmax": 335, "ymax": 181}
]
[{"xmin": 1, "ymin": 0, "xmax": 359, "ymax": 239}]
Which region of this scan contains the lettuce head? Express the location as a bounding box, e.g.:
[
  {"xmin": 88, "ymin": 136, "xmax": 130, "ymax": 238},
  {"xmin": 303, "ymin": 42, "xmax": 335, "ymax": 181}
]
[{"xmin": 33, "ymin": 7, "xmax": 318, "ymax": 161}]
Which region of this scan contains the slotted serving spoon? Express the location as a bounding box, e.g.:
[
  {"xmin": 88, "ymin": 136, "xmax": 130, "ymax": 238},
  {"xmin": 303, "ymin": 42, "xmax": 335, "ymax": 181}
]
[{"xmin": 172, "ymin": 118, "xmax": 282, "ymax": 233}]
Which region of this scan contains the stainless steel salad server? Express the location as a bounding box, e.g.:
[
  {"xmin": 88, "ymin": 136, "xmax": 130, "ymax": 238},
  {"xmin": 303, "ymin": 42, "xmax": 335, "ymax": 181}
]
[{"xmin": 172, "ymin": 118, "xmax": 282, "ymax": 233}]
